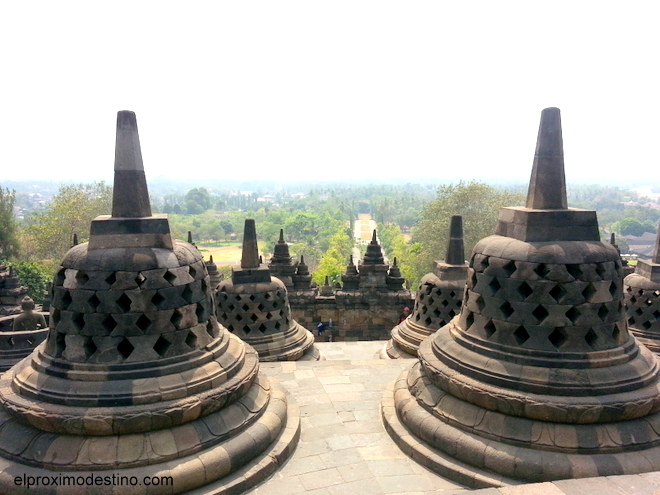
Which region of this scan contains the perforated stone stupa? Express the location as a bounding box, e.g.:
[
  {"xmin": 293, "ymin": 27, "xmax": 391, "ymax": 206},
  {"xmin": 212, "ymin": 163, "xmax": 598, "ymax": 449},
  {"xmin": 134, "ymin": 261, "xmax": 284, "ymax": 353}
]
[
  {"xmin": 385, "ymin": 215, "xmax": 467, "ymax": 358},
  {"xmin": 0, "ymin": 111, "xmax": 299, "ymax": 494},
  {"xmin": 382, "ymin": 108, "xmax": 660, "ymax": 487},
  {"xmin": 624, "ymin": 226, "xmax": 660, "ymax": 353},
  {"xmin": 216, "ymin": 219, "xmax": 319, "ymax": 361}
]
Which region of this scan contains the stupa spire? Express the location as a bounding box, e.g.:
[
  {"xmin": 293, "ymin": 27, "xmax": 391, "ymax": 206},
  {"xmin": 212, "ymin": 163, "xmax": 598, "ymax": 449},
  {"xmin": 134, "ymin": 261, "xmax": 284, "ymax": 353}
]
[
  {"xmin": 526, "ymin": 107, "xmax": 567, "ymax": 210},
  {"xmin": 241, "ymin": 219, "xmax": 260, "ymax": 269},
  {"xmin": 111, "ymin": 110, "xmax": 152, "ymax": 218},
  {"xmin": 445, "ymin": 215, "xmax": 465, "ymax": 265}
]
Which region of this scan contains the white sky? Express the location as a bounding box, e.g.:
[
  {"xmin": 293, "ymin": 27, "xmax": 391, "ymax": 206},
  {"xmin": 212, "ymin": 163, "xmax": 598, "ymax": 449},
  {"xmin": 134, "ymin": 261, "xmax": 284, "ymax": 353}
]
[{"xmin": 1, "ymin": 2, "xmax": 658, "ymax": 184}]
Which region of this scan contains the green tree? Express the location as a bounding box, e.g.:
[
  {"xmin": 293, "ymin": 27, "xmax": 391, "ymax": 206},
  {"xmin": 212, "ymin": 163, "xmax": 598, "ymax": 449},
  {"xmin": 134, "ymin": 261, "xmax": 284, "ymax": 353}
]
[
  {"xmin": 312, "ymin": 229, "xmax": 354, "ymax": 285},
  {"xmin": 0, "ymin": 187, "xmax": 19, "ymax": 258},
  {"xmin": 7, "ymin": 260, "xmax": 52, "ymax": 304},
  {"xmin": 22, "ymin": 182, "xmax": 112, "ymax": 267},
  {"xmin": 185, "ymin": 188, "xmax": 212, "ymax": 214},
  {"xmin": 412, "ymin": 181, "xmax": 524, "ymax": 282},
  {"xmin": 613, "ymin": 217, "xmax": 654, "ymax": 237}
]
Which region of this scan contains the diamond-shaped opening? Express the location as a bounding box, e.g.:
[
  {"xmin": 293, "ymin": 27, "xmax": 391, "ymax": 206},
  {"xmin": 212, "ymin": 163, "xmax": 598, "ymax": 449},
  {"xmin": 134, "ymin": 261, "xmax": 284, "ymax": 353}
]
[
  {"xmin": 488, "ymin": 278, "xmax": 501, "ymax": 295},
  {"xmin": 534, "ymin": 263, "xmax": 550, "ymax": 278},
  {"xmin": 595, "ymin": 263, "xmax": 607, "ymax": 279},
  {"xmin": 72, "ymin": 313, "xmax": 85, "ymax": 331},
  {"xmin": 626, "ymin": 286, "xmax": 633, "ymax": 293},
  {"xmin": 502, "ymin": 260, "xmax": 516, "ymax": 277},
  {"xmin": 612, "ymin": 325, "xmax": 622, "ymax": 342},
  {"xmin": 102, "ymin": 315, "xmax": 117, "ymax": 333},
  {"xmin": 105, "ymin": 272, "xmax": 117, "ymax": 286},
  {"xmin": 250, "ymin": 313, "xmax": 259, "ymax": 322},
  {"xmin": 182, "ymin": 286, "xmax": 194, "ymax": 304},
  {"xmin": 653, "ymin": 310, "xmax": 660, "ymax": 319},
  {"xmin": 469, "ymin": 271, "xmax": 478, "ymax": 289},
  {"xmin": 257, "ymin": 303, "xmax": 265, "ymax": 311},
  {"xmin": 628, "ymin": 316, "xmax": 636, "ymax": 325},
  {"xmin": 273, "ymin": 301, "xmax": 280, "ymax": 309},
  {"xmin": 566, "ymin": 264, "xmax": 582, "ymax": 279},
  {"xmin": 227, "ymin": 303, "xmax": 235, "ymax": 311},
  {"xmin": 242, "ymin": 303, "xmax": 250, "ymax": 312},
  {"xmin": 475, "ymin": 295, "xmax": 485, "ymax": 312},
  {"xmin": 152, "ymin": 292, "xmax": 166, "ymax": 308},
  {"xmin": 476, "ymin": 256, "xmax": 489, "ymax": 272},
  {"xmin": 51, "ymin": 308, "xmax": 61, "ymax": 327},
  {"xmin": 629, "ymin": 295, "xmax": 637, "ymax": 304},
  {"xmin": 637, "ymin": 288, "xmax": 645, "ymax": 296},
  {"xmin": 264, "ymin": 292, "xmax": 271, "ymax": 300},
  {"xmin": 61, "ymin": 291, "xmax": 72, "ymax": 310},
  {"xmin": 646, "ymin": 299, "xmax": 654, "ymax": 307},
  {"xmin": 425, "ymin": 317, "xmax": 433, "ymax": 326},
  {"xmin": 433, "ymin": 308, "xmax": 442, "ymax": 317},
  {"xmin": 136, "ymin": 314, "xmax": 152, "ymax": 332},
  {"xmin": 196, "ymin": 303, "xmax": 206, "ymax": 322},
  {"xmin": 185, "ymin": 330, "xmax": 198, "ymax": 349},
  {"xmin": 242, "ymin": 324, "xmax": 252, "ymax": 334},
  {"xmin": 549, "ymin": 284, "xmax": 567, "ymax": 303},
  {"xmin": 512, "ymin": 326, "xmax": 530, "ymax": 345},
  {"xmin": 581, "ymin": 283, "xmax": 597, "ymax": 302},
  {"xmin": 135, "ymin": 273, "xmax": 146, "ymax": 287},
  {"xmin": 154, "ymin": 335, "xmax": 171, "ymax": 357},
  {"xmin": 448, "ymin": 309, "xmax": 457, "ymax": 318},
  {"xmin": 532, "ymin": 305, "xmax": 549, "ymax": 324},
  {"xmin": 235, "ymin": 314, "xmax": 243, "ymax": 322},
  {"xmin": 83, "ymin": 337, "xmax": 97, "ymax": 359},
  {"xmin": 116, "ymin": 293, "xmax": 132, "ymax": 312},
  {"xmin": 258, "ymin": 323, "xmax": 268, "ymax": 333},
  {"xmin": 427, "ymin": 296, "xmax": 435, "ymax": 306},
  {"xmin": 565, "ymin": 307, "xmax": 580, "ymax": 324},
  {"xmin": 548, "ymin": 327, "xmax": 567, "ymax": 349},
  {"xmin": 54, "ymin": 267, "xmax": 66, "ymax": 286},
  {"xmin": 415, "ymin": 314, "xmax": 421, "ymax": 322},
  {"xmin": 75, "ymin": 270, "xmax": 89, "ymax": 286},
  {"xmin": 164, "ymin": 270, "xmax": 177, "ymax": 284},
  {"xmin": 635, "ymin": 307, "xmax": 644, "ymax": 316},
  {"xmin": 249, "ymin": 294, "xmax": 256, "ymax": 301},
  {"xmin": 274, "ymin": 321, "xmax": 282, "ymax": 330},
  {"xmin": 598, "ymin": 304, "xmax": 610, "ymax": 322},
  {"xmin": 235, "ymin": 294, "xmax": 242, "ymax": 301},
  {"xmin": 170, "ymin": 309, "xmax": 183, "ymax": 328},
  {"xmin": 117, "ymin": 338, "xmax": 134, "ymax": 360},
  {"xmin": 188, "ymin": 265, "xmax": 197, "ymax": 279},
  {"xmin": 87, "ymin": 293, "xmax": 101, "ymax": 310},
  {"xmin": 465, "ymin": 312, "xmax": 475, "ymax": 330},
  {"xmin": 609, "ymin": 282, "xmax": 619, "ymax": 297},
  {"xmin": 584, "ymin": 329, "xmax": 598, "ymax": 347},
  {"xmin": 500, "ymin": 301, "xmax": 514, "ymax": 319},
  {"xmin": 484, "ymin": 320, "xmax": 496, "ymax": 338},
  {"xmin": 517, "ymin": 281, "xmax": 533, "ymax": 300},
  {"xmin": 654, "ymin": 290, "xmax": 660, "ymax": 297},
  {"xmin": 642, "ymin": 320, "xmax": 653, "ymax": 330}
]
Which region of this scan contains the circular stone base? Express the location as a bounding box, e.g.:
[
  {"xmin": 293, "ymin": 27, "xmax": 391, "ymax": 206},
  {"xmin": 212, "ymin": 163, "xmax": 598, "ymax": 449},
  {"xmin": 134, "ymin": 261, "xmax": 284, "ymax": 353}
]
[
  {"xmin": 0, "ymin": 378, "xmax": 300, "ymax": 495},
  {"xmin": 381, "ymin": 340, "xmax": 416, "ymax": 360},
  {"xmin": 382, "ymin": 367, "xmax": 660, "ymax": 487}
]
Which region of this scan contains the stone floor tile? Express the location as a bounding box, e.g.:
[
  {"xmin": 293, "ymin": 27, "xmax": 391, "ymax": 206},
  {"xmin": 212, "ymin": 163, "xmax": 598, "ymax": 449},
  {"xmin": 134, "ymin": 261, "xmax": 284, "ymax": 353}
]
[
  {"xmin": 327, "ymin": 476, "xmax": 382, "ymax": 495},
  {"xmin": 499, "ymin": 482, "xmax": 565, "ymax": 495},
  {"xmin": 298, "ymin": 467, "xmax": 343, "ymax": 490},
  {"xmin": 319, "ymin": 448, "xmax": 363, "ymax": 468},
  {"xmin": 551, "ymin": 477, "xmax": 626, "ymax": 495},
  {"xmin": 337, "ymin": 461, "xmax": 374, "ymax": 482},
  {"xmin": 357, "ymin": 444, "xmax": 408, "ymax": 461},
  {"xmin": 308, "ymin": 412, "xmax": 343, "ymax": 427},
  {"xmin": 366, "ymin": 459, "xmax": 417, "ymax": 477},
  {"xmin": 376, "ymin": 474, "xmax": 438, "ymax": 493},
  {"xmin": 606, "ymin": 475, "xmax": 660, "ymax": 494},
  {"xmin": 278, "ymin": 454, "xmax": 325, "ymax": 477},
  {"xmin": 318, "ymin": 376, "xmax": 352, "ymax": 384}
]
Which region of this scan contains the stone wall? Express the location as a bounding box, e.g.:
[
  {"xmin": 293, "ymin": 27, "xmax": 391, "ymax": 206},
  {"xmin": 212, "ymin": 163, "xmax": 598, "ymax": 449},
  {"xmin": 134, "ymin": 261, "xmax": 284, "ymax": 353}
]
[{"xmin": 289, "ymin": 291, "xmax": 414, "ymax": 341}]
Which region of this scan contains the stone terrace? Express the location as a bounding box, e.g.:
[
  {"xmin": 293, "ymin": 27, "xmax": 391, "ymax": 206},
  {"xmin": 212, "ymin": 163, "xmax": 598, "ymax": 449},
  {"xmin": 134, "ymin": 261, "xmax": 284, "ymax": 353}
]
[{"xmin": 246, "ymin": 341, "xmax": 660, "ymax": 495}]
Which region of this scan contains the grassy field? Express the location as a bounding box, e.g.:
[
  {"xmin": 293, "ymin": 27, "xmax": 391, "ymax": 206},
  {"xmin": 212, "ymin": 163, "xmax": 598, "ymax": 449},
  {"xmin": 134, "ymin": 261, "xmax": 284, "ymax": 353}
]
[{"xmin": 196, "ymin": 243, "xmax": 243, "ymax": 264}]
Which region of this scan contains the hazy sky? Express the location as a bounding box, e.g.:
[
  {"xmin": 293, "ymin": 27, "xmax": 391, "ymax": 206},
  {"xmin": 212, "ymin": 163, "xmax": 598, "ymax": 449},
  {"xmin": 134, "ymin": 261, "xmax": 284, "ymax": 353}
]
[{"xmin": 1, "ymin": 2, "xmax": 658, "ymax": 184}]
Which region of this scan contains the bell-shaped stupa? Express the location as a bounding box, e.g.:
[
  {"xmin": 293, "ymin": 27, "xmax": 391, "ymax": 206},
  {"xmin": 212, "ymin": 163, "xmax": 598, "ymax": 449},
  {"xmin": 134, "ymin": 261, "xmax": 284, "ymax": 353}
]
[
  {"xmin": 216, "ymin": 219, "xmax": 320, "ymax": 361},
  {"xmin": 624, "ymin": 226, "xmax": 660, "ymax": 353},
  {"xmin": 0, "ymin": 111, "xmax": 299, "ymax": 494},
  {"xmin": 382, "ymin": 108, "xmax": 660, "ymax": 487},
  {"xmin": 385, "ymin": 215, "xmax": 467, "ymax": 358},
  {"xmin": 269, "ymin": 229, "xmax": 296, "ymax": 288}
]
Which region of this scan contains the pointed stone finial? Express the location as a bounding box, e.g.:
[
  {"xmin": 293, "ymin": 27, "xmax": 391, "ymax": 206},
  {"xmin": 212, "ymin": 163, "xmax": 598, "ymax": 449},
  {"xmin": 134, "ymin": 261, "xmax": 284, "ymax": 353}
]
[
  {"xmin": 188, "ymin": 231, "xmax": 193, "ymax": 243},
  {"xmin": 260, "ymin": 256, "xmax": 263, "ymax": 264},
  {"xmin": 371, "ymin": 230, "xmax": 378, "ymax": 243},
  {"xmin": 111, "ymin": 111, "xmax": 152, "ymax": 218},
  {"xmin": 209, "ymin": 255, "xmax": 214, "ymax": 263},
  {"xmin": 241, "ymin": 219, "xmax": 260, "ymax": 269},
  {"xmin": 610, "ymin": 233, "xmax": 616, "ymax": 245},
  {"xmin": 393, "ymin": 257, "xmax": 398, "ymax": 266},
  {"xmin": 72, "ymin": 233, "xmax": 78, "ymax": 246},
  {"xmin": 300, "ymin": 255, "xmax": 305, "ymax": 264},
  {"xmin": 324, "ymin": 276, "xmax": 330, "ymax": 286},
  {"xmin": 349, "ymin": 255, "xmax": 355, "ymax": 265},
  {"xmin": 445, "ymin": 215, "xmax": 465, "ymax": 265},
  {"xmin": 279, "ymin": 229, "xmax": 284, "ymax": 242},
  {"xmin": 526, "ymin": 107, "xmax": 567, "ymax": 210}
]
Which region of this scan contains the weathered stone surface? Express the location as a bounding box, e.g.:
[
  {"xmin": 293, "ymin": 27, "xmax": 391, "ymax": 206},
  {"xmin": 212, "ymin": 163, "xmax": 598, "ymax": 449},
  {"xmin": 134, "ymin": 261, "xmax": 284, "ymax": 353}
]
[
  {"xmin": 0, "ymin": 111, "xmax": 299, "ymax": 494},
  {"xmin": 216, "ymin": 219, "xmax": 320, "ymax": 362},
  {"xmin": 384, "ymin": 108, "xmax": 660, "ymax": 486}
]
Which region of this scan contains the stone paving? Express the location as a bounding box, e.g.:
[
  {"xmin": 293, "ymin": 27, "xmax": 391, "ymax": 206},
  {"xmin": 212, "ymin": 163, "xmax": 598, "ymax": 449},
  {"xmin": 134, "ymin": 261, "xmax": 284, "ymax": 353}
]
[{"xmin": 246, "ymin": 341, "xmax": 660, "ymax": 495}]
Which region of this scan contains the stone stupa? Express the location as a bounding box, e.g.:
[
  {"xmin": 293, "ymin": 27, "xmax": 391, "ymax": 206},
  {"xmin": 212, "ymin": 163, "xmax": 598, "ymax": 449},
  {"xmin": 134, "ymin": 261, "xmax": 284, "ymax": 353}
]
[
  {"xmin": 382, "ymin": 107, "xmax": 660, "ymax": 487},
  {"xmin": 268, "ymin": 229, "xmax": 296, "ymax": 289},
  {"xmin": 0, "ymin": 111, "xmax": 299, "ymax": 494},
  {"xmin": 624, "ymin": 225, "xmax": 660, "ymax": 353},
  {"xmin": 216, "ymin": 219, "xmax": 320, "ymax": 361},
  {"xmin": 385, "ymin": 215, "xmax": 467, "ymax": 358}
]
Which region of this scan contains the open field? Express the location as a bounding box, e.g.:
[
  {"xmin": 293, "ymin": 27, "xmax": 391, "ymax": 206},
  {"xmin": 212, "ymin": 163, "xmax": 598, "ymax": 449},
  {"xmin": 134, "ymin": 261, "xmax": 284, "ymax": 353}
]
[{"xmin": 196, "ymin": 245, "xmax": 243, "ymax": 264}]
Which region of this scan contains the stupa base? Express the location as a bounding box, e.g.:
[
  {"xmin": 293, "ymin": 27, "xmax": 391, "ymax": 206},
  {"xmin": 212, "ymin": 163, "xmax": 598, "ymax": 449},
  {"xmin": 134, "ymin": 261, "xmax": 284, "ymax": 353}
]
[{"xmin": 0, "ymin": 378, "xmax": 300, "ymax": 495}]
